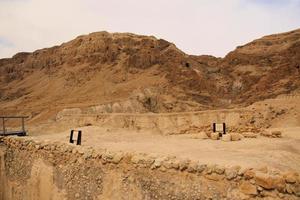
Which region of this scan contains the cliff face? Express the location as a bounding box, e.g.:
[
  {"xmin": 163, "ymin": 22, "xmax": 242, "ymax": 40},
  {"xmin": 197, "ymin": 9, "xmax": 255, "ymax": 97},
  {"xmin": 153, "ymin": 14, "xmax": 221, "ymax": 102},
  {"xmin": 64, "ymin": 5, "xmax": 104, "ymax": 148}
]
[
  {"xmin": 0, "ymin": 29, "xmax": 299, "ymax": 118},
  {"xmin": 220, "ymin": 29, "xmax": 300, "ymax": 104}
]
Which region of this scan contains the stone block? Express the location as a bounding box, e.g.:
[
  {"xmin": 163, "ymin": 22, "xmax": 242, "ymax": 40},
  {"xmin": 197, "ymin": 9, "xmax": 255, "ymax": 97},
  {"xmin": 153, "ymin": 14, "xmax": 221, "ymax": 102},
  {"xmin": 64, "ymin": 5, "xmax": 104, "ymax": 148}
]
[{"xmin": 222, "ymin": 134, "xmax": 231, "ymax": 142}]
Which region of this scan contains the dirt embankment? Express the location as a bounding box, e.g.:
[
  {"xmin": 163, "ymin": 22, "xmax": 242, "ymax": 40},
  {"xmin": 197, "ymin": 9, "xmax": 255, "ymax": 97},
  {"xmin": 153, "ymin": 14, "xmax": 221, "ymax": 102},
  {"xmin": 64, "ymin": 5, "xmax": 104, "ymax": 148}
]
[{"xmin": 22, "ymin": 94, "xmax": 296, "ymax": 136}]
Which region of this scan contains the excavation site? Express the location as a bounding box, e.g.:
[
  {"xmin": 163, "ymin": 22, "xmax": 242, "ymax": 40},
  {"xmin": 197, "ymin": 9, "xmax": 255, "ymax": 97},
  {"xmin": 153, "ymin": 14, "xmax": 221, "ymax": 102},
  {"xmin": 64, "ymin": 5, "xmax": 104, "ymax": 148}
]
[{"xmin": 0, "ymin": 28, "xmax": 300, "ymax": 200}]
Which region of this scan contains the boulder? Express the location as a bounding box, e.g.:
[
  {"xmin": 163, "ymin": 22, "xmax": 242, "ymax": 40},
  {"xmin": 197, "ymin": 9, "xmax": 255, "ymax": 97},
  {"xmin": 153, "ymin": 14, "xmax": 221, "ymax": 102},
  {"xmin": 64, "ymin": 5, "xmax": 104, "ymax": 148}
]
[
  {"xmin": 244, "ymin": 169, "xmax": 255, "ymax": 179},
  {"xmin": 261, "ymin": 130, "xmax": 282, "ymax": 138},
  {"xmin": 230, "ymin": 133, "xmax": 242, "ymax": 141},
  {"xmin": 239, "ymin": 181, "xmax": 258, "ymax": 195},
  {"xmin": 242, "ymin": 132, "xmax": 257, "ymax": 138},
  {"xmin": 214, "ymin": 165, "xmax": 225, "ymax": 174},
  {"xmin": 286, "ymin": 183, "xmax": 300, "ymax": 196},
  {"xmin": 162, "ymin": 159, "xmax": 180, "ymax": 170},
  {"xmin": 255, "ymin": 172, "xmax": 285, "ymax": 190},
  {"xmin": 152, "ymin": 157, "xmax": 166, "ymax": 169},
  {"xmin": 221, "ymin": 134, "xmax": 231, "ymax": 142},
  {"xmin": 111, "ymin": 153, "xmax": 123, "ymax": 164},
  {"xmin": 199, "ymin": 131, "xmax": 209, "ymax": 139},
  {"xmin": 255, "ymin": 173, "xmax": 274, "ymax": 189},
  {"xmin": 257, "ymin": 166, "xmax": 268, "ymax": 173},
  {"xmin": 271, "ymin": 130, "xmax": 282, "ymax": 138},
  {"xmin": 101, "ymin": 151, "xmax": 115, "ymax": 163},
  {"xmin": 187, "ymin": 161, "xmax": 198, "ymax": 173},
  {"xmin": 225, "ymin": 166, "xmax": 240, "ymax": 180},
  {"xmin": 131, "ymin": 154, "xmax": 154, "ymax": 166},
  {"xmin": 284, "ymin": 172, "xmax": 299, "ymax": 184},
  {"xmin": 210, "ymin": 132, "xmax": 220, "ymax": 140},
  {"xmin": 196, "ymin": 163, "xmax": 206, "ymax": 173},
  {"xmin": 261, "ymin": 130, "xmax": 271, "ymax": 137},
  {"xmin": 179, "ymin": 159, "xmax": 190, "ymax": 171}
]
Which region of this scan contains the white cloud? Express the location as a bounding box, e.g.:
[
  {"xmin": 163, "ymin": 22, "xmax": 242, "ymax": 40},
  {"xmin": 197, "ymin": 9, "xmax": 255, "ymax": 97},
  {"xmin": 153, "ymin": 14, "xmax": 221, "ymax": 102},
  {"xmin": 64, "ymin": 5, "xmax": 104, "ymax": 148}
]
[{"xmin": 0, "ymin": 0, "xmax": 299, "ymax": 58}]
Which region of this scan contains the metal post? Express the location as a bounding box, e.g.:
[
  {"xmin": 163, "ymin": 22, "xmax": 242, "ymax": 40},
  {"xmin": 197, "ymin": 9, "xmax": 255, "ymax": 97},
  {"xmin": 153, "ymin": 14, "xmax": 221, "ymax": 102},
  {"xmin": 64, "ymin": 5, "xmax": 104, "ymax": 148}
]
[
  {"xmin": 77, "ymin": 131, "xmax": 82, "ymax": 145},
  {"xmin": 2, "ymin": 117, "xmax": 5, "ymax": 135},
  {"xmin": 22, "ymin": 117, "xmax": 25, "ymax": 132},
  {"xmin": 223, "ymin": 123, "xmax": 226, "ymax": 135},
  {"xmin": 70, "ymin": 130, "xmax": 74, "ymax": 143}
]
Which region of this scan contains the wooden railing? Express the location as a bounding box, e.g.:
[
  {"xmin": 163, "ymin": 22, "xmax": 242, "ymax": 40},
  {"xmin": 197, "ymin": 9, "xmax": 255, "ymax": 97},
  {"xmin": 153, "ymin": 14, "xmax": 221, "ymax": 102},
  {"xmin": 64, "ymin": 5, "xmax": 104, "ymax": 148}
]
[{"xmin": 0, "ymin": 116, "xmax": 29, "ymax": 136}]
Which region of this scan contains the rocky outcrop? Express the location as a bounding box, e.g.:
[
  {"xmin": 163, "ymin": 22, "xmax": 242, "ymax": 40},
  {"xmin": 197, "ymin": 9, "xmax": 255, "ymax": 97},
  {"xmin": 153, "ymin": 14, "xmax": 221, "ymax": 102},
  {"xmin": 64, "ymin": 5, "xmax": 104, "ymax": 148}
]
[{"xmin": 1, "ymin": 29, "xmax": 300, "ymax": 121}]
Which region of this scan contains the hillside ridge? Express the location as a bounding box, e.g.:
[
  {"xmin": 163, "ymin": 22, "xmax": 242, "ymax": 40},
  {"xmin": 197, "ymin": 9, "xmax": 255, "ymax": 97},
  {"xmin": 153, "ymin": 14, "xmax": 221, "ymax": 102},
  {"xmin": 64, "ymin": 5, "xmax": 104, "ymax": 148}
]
[{"xmin": 0, "ymin": 29, "xmax": 299, "ymax": 120}]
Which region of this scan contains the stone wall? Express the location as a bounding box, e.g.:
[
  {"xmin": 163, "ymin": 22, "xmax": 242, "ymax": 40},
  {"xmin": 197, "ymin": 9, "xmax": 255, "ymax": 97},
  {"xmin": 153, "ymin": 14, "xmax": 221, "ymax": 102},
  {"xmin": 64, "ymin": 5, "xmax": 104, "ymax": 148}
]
[
  {"xmin": 0, "ymin": 136, "xmax": 299, "ymax": 200},
  {"xmin": 56, "ymin": 108, "xmax": 266, "ymax": 135}
]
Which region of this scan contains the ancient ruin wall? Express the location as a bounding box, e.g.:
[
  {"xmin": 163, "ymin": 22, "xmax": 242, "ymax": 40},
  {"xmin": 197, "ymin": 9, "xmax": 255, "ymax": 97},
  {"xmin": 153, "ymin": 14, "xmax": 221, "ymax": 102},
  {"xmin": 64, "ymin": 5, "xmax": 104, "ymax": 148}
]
[
  {"xmin": 0, "ymin": 137, "xmax": 299, "ymax": 200},
  {"xmin": 56, "ymin": 108, "xmax": 267, "ymax": 134}
]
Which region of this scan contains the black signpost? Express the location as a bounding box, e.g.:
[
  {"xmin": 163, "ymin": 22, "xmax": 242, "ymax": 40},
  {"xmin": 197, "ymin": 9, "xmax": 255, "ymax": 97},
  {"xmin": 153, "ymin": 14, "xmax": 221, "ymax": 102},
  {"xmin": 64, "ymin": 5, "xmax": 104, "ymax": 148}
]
[
  {"xmin": 69, "ymin": 130, "xmax": 82, "ymax": 145},
  {"xmin": 212, "ymin": 122, "xmax": 226, "ymax": 137}
]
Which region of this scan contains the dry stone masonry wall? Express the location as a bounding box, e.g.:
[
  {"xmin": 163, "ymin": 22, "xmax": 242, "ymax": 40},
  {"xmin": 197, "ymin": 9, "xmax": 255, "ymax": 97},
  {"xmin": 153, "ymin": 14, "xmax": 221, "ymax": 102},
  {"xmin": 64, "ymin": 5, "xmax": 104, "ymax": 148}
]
[
  {"xmin": 56, "ymin": 108, "xmax": 270, "ymax": 135},
  {"xmin": 0, "ymin": 136, "xmax": 299, "ymax": 200}
]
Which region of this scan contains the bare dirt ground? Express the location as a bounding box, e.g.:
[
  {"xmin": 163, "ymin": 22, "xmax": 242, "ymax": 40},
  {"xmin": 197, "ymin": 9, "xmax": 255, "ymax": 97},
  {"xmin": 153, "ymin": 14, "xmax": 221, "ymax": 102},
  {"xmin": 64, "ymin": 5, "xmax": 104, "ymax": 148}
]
[
  {"xmin": 21, "ymin": 95, "xmax": 300, "ymax": 174},
  {"xmin": 31, "ymin": 125, "xmax": 300, "ymax": 172}
]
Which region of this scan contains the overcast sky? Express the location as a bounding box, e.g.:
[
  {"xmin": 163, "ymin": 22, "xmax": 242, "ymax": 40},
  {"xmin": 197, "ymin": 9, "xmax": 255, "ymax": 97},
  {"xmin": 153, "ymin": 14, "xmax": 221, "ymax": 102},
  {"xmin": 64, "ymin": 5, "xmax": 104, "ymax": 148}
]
[{"xmin": 0, "ymin": 0, "xmax": 300, "ymax": 58}]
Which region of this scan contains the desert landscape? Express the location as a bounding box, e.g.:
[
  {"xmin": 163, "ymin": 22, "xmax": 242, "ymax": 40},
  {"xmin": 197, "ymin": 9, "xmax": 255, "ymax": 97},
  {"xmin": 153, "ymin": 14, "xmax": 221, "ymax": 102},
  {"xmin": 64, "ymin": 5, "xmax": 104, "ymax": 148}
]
[{"xmin": 0, "ymin": 28, "xmax": 300, "ymax": 200}]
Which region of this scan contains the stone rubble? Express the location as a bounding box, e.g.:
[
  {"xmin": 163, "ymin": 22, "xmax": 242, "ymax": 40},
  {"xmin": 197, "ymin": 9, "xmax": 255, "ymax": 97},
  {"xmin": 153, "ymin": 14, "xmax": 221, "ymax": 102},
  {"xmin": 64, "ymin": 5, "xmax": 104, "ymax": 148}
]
[
  {"xmin": 261, "ymin": 130, "xmax": 282, "ymax": 138},
  {"xmin": 1, "ymin": 136, "xmax": 300, "ymax": 199}
]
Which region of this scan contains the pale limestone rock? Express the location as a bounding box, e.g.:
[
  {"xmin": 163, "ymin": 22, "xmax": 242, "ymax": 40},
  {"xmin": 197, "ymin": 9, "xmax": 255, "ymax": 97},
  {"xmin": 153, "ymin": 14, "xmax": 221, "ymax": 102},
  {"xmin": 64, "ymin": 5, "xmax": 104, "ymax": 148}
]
[
  {"xmin": 255, "ymin": 172, "xmax": 285, "ymax": 190},
  {"xmin": 152, "ymin": 157, "xmax": 165, "ymax": 169},
  {"xmin": 210, "ymin": 132, "xmax": 220, "ymax": 140},
  {"xmin": 261, "ymin": 130, "xmax": 282, "ymax": 138},
  {"xmin": 230, "ymin": 133, "xmax": 242, "ymax": 141},
  {"xmin": 242, "ymin": 132, "xmax": 257, "ymax": 138},
  {"xmin": 271, "ymin": 130, "xmax": 282, "ymax": 138},
  {"xmin": 261, "ymin": 130, "xmax": 272, "ymax": 137},
  {"xmin": 83, "ymin": 151, "xmax": 93, "ymax": 160},
  {"xmin": 131, "ymin": 154, "xmax": 154, "ymax": 166},
  {"xmin": 197, "ymin": 131, "xmax": 209, "ymax": 139},
  {"xmin": 284, "ymin": 172, "xmax": 298, "ymax": 184},
  {"xmin": 187, "ymin": 161, "xmax": 198, "ymax": 173},
  {"xmin": 196, "ymin": 163, "xmax": 206, "ymax": 173},
  {"xmin": 162, "ymin": 158, "xmax": 180, "ymax": 170},
  {"xmin": 214, "ymin": 165, "xmax": 225, "ymax": 175},
  {"xmin": 255, "ymin": 172, "xmax": 274, "ymax": 189},
  {"xmin": 221, "ymin": 134, "xmax": 231, "ymax": 142},
  {"xmin": 286, "ymin": 182, "xmax": 300, "ymax": 196},
  {"xmin": 75, "ymin": 193, "xmax": 80, "ymax": 198},
  {"xmin": 257, "ymin": 166, "xmax": 268, "ymax": 173},
  {"xmin": 239, "ymin": 181, "xmax": 258, "ymax": 195},
  {"xmin": 50, "ymin": 145, "xmax": 56, "ymax": 151},
  {"xmin": 101, "ymin": 151, "xmax": 115, "ymax": 163},
  {"xmin": 244, "ymin": 169, "xmax": 255, "ymax": 180},
  {"xmin": 205, "ymin": 164, "xmax": 214, "ymax": 174},
  {"xmin": 111, "ymin": 153, "xmax": 123, "ymax": 164},
  {"xmin": 179, "ymin": 159, "xmax": 190, "ymax": 171},
  {"xmin": 225, "ymin": 167, "xmax": 239, "ymax": 180}
]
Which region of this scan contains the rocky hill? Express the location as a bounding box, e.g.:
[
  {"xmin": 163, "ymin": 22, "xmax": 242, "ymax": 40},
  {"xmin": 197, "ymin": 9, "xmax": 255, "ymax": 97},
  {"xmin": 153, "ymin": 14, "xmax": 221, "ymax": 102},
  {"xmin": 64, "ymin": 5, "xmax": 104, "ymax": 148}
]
[
  {"xmin": 221, "ymin": 29, "xmax": 300, "ymax": 105},
  {"xmin": 0, "ymin": 29, "xmax": 299, "ymax": 119}
]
